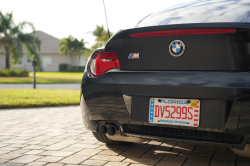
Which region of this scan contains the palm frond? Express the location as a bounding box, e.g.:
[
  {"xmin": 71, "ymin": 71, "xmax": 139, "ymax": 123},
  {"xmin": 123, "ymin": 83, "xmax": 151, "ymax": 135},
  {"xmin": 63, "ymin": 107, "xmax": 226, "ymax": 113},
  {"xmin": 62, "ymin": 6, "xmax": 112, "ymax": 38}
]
[
  {"xmin": 18, "ymin": 21, "xmax": 35, "ymax": 33},
  {"xmin": 0, "ymin": 11, "xmax": 41, "ymax": 69},
  {"xmin": 93, "ymin": 25, "xmax": 104, "ymax": 38},
  {"xmin": 58, "ymin": 35, "xmax": 76, "ymax": 55},
  {"xmin": 10, "ymin": 37, "xmax": 23, "ymax": 65},
  {"xmin": 0, "ymin": 12, "xmax": 13, "ymax": 30},
  {"xmin": 18, "ymin": 32, "xmax": 41, "ymax": 69}
]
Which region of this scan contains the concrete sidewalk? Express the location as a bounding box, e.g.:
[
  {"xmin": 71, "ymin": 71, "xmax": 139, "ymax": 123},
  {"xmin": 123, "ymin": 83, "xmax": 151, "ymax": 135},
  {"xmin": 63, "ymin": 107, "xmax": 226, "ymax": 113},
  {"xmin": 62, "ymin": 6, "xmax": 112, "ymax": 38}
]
[{"xmin": 0, "ymin": 84, "xmax": 80, "ymax": 90}]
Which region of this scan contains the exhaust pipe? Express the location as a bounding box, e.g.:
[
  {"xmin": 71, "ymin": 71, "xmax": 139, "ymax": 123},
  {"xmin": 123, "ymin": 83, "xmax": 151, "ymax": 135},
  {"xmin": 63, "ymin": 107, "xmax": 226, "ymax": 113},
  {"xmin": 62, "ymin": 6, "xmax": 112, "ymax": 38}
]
[
  {"xmin": 99, "ymin": 125, "xmax": 107, "ymax": 134},
  {"xmin": 106, "ymin": 124, "xmax": 117, "ymax": 136}
]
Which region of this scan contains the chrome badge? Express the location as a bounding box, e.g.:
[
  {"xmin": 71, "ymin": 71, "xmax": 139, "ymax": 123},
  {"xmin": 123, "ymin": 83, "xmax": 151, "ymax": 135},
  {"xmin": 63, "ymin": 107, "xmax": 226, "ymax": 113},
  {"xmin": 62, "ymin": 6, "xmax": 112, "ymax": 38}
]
[
  {"xmin": 128, "ymin": 53, "xmax": 139, "ymax": 59},
  {"xmin": 169, "ymin": 40, "xmax": 185, "ymax": 57}
]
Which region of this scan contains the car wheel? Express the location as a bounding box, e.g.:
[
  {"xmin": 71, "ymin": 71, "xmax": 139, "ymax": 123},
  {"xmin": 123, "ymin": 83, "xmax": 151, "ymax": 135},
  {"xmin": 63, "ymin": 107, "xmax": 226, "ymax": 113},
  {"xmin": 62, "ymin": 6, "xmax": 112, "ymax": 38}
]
[
  {"xmin": 231, "ymin": 144, "xmax": 250, "ymax": 157},
  {"xmin": 92, "ymin": 132, "xmax": 133, "ymax": 146}
]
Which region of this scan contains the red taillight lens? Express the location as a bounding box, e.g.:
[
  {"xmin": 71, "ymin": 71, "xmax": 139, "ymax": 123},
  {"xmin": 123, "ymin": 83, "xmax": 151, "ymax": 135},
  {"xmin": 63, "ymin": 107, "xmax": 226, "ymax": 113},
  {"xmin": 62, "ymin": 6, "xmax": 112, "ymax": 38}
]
[
  {"xmin": 90, "ymin": 52, "xmax": 120, "ymax": 77},
  {"xmin": 130, "ymin": 29, "xmax": 236, "ymax": 37}
]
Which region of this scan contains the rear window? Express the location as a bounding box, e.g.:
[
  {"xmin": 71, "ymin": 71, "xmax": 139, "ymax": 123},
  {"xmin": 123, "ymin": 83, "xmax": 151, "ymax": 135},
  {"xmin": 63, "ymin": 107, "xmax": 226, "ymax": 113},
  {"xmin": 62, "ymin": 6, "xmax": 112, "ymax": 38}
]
[{"xmin": 137, "ymin": 0, "xmax": 250, "ymax": 27}]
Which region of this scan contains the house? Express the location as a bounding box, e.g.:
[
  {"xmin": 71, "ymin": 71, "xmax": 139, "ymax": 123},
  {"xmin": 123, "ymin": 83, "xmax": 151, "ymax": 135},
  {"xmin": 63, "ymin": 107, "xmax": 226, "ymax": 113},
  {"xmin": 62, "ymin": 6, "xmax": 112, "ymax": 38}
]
[{"xmin": 0, "ymin": 31, "xmax": 86, "ymax": 71}]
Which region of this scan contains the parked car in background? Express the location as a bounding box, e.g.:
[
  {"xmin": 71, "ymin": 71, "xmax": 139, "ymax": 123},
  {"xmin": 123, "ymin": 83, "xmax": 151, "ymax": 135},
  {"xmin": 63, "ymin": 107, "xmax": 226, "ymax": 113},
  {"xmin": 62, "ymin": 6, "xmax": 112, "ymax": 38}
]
[{"xmin": 81, "ymin": 0, "xmax": 250, "ymax": 157}]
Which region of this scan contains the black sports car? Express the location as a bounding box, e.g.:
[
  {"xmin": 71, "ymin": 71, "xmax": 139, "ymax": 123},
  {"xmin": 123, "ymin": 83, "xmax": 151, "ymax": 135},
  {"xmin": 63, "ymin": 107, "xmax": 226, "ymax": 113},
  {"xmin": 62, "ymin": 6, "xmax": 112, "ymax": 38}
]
[{"xmin": 80, "ymin": 0, "xmax": 250, "ymax": 157}]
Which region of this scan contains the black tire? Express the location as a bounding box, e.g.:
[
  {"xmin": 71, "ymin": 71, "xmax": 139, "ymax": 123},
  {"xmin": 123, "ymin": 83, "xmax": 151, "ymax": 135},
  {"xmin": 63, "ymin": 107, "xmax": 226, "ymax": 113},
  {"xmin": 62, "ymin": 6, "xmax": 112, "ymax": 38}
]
[
  {"xmin": 231, "ymin": 144, "xmax": 250, "ymax": 157},
  {"xmin": 92, "ymin": 132, "xmax": 133, "ymax": 146}
]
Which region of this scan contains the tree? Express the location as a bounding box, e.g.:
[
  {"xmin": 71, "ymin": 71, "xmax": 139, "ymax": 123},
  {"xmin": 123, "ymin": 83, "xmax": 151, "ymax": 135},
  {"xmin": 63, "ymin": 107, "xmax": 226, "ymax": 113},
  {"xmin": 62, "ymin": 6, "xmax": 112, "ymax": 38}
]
[
  {"xmin": 58, "ymin": 35, "xmax": 76, "ymax": 69},
  {"xmin": 0, "ymin": 11, "xmax": 41, "ymax": 69},
  {"xmin": 59, "ymin": 36, "xmax": 88, "ymax": 69},
  {"xmin": 92, "ymin": 25, "xmax": 113, "ymax": 48},
  {"xmin": 87, "ymin": 25, "xmax": 113, "ymax": 59},
  {"xmin": 74, "ymin": 38, "xmax": 88, "ymax": 69}
]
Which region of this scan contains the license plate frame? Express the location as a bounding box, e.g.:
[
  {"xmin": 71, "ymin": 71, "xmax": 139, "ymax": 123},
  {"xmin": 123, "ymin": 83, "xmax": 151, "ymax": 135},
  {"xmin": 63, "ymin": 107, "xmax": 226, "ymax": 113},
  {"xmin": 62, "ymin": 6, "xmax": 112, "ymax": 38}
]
[{"xmin": 149, "ymin": 98, "xmax": 200, "ymax": 127}]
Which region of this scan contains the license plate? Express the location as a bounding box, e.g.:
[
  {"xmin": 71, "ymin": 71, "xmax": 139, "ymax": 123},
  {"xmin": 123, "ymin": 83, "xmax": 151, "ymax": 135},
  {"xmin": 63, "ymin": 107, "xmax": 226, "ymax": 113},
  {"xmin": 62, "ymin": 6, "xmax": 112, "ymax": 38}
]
[{"xmin": 149, "ymin": 98, "xmax": 200, "ymax": 127}]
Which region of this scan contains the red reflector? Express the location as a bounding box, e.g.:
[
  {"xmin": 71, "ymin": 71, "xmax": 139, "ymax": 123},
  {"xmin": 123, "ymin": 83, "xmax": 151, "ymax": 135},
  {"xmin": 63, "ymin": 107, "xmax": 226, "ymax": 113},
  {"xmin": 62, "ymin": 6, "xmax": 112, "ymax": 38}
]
[
  {"xmin": 194, "ymin": 123, "xmax": 198, "ymax": 126},
  {"xmin": 90, "ymin": 52, "xmax": 120, "ymax": 77},
  {"xmin": 130, "ymin": 29, "xmax": 236, "ymax": 37}
]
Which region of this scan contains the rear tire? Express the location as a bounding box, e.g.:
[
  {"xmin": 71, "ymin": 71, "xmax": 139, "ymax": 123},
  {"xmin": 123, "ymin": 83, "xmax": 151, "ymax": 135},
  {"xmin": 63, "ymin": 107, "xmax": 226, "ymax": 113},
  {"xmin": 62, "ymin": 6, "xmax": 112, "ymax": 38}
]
[
  {"xmin": 231, "ymin": 144, "xmax": 250, "ymax": 157},
  {"xmin": 92, "ymin": 132, "xmax": 133, "ymax": 146}
]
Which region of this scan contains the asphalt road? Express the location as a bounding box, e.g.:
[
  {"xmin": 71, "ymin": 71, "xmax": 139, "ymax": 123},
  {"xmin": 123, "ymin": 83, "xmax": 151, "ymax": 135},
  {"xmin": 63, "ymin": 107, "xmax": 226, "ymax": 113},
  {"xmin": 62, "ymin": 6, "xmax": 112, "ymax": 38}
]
[
  {"xmin": 0, "ymin": 84, "xmax": 80, "ymax": 90},
  {"xmin": 0, "ymin": 106, "xmax": 250, "ymax": 166}
]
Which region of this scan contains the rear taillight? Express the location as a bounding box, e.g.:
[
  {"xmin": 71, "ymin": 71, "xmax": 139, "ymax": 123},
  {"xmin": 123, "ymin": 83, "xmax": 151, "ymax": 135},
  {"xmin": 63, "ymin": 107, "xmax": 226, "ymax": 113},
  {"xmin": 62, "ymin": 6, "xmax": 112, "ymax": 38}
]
[
  {"xmin": 90, "ymin": 51, "xmax": 120, "ymax": 77},
  {"xmin": 130, "ymin": 29, "xmax": 236, "ymax": 37}
]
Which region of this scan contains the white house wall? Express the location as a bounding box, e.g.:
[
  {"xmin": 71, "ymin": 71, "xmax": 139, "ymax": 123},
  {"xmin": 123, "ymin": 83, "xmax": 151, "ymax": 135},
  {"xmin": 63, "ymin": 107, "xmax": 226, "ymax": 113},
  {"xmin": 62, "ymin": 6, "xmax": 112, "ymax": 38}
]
[
  {"xmin": 79, "ymin": 56, "xmax": 86, "ymax": 66},
  {"xmin": 0, "ymin": 55, "xmax": 5, "ymax": 69},
  {"xmin": 0, "ymin": 54, "xmax": 86, "ymax": 71},
  {"xmin": 41, "ymin": 54, "xmax": 70, "ymax": 72}
]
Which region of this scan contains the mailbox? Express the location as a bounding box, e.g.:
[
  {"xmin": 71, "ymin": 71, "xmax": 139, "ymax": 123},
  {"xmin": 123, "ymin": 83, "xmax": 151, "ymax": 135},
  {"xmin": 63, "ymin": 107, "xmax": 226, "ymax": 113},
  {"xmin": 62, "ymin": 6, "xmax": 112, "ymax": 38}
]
[{"xmin": 32, "ymin": 60, "xmax": 38, "ymax": 67}]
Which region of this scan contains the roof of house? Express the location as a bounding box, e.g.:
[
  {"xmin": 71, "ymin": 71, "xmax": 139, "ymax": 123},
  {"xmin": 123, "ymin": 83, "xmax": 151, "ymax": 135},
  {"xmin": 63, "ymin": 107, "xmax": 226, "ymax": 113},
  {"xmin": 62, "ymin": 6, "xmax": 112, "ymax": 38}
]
[{"xmin": 35, "ymin": 31, "xmax": 60, "ymax": 54}]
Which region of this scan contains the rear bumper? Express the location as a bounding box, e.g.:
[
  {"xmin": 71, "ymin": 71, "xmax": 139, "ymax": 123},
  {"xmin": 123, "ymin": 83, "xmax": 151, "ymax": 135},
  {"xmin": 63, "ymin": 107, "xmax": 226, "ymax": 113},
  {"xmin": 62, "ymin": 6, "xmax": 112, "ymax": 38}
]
[{"xmin": 81, "ymin": 70, "xmax": 250, "ymax": 148}]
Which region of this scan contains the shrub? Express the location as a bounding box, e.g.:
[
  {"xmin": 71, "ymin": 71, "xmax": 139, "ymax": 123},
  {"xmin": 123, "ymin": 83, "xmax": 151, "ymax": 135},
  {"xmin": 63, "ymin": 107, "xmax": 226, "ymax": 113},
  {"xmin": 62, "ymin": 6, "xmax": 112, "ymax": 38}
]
[
  {"xmin": 0, "ymin": 69, "xmax": 29, "ymax": 77},
  {"xmin": 59, "ymin": 64, "xmax": 85, "ymax": 72},
  {"xmin": 59, "ymin": 64, "xmax": 68, "ymax": 71},
  {"xmin": 66, "ymin": 66, "xmax": 85, "ymax": 72}
]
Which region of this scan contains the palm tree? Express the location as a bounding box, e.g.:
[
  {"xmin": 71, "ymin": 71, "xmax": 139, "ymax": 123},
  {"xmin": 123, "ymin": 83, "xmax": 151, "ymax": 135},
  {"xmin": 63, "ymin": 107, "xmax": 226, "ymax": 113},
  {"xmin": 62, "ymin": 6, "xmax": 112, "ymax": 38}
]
[
  {"xmin": 74, "ymin": 38, "xmax": 89, "ymax": 69},
  {"xmin": 58, "ymin": 35, "xmax": 76, "ymax": 69},
  {"xmin": 87, "ymin": 25, "xmax": 113, "ymax": 59},
  {"xmin": 0, "ymin": 11, "xmax": 41, "ymax": 69},
  {"xmin": 93, "ymin": 25, "xmax": 104, "ymax": 41},
  {"xmin": 92, "ymin": 25, "xmax": 113, "ymax": 48},
  {"xmin": 59, "ymin": 36, "xmax": 89, "ymax": 70}
]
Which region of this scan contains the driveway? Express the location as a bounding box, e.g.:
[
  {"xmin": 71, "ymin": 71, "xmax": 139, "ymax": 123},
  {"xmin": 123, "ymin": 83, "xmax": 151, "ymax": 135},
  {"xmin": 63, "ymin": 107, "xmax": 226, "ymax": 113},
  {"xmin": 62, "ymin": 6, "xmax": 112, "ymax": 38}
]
[
  {"xmin": 0, "ymin": 84, "xmax": 80, "ymax": 90},
  {"xmin": 0, "ymin": 106, "xmax": 249, "ymax": 166}
]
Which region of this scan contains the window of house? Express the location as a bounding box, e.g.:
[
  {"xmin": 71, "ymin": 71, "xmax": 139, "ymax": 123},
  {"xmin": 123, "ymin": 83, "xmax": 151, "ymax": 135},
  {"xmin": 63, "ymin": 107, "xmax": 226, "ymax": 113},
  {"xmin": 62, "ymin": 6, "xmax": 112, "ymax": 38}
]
[
  {"xmin": 27, "ymin": 55, "xmax": 32, "ymax": 63},
  {"xmin": 16, "ymin": 57, "xmax": 23, "ymax": 66}
]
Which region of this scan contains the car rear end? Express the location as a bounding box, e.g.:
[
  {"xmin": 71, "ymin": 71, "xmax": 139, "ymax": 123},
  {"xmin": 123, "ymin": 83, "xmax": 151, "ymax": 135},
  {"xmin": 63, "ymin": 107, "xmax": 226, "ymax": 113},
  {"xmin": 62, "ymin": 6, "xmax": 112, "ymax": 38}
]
[{"xmin": 80, "ymin": 0, "xmax": 250, "ymax": 157}]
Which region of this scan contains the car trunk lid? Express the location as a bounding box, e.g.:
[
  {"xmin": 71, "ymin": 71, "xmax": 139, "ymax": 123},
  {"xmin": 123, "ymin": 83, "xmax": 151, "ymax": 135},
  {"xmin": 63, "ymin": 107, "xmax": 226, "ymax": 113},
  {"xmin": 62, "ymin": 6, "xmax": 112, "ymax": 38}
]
[{"xmin": 105, "ymin": 23, "xmax": 250, "ymax": 71}]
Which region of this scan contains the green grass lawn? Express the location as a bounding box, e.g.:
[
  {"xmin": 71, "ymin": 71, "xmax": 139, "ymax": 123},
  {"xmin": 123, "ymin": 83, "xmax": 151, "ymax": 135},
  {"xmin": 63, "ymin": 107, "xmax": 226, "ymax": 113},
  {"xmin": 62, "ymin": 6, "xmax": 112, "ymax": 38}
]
[
  {"xmin": 0, "ymin": 89, "xmax": 80, "ymax": 108},
  {"xmin": 0, "ymin": 72, "xmax": 83, "ymax": 83}
]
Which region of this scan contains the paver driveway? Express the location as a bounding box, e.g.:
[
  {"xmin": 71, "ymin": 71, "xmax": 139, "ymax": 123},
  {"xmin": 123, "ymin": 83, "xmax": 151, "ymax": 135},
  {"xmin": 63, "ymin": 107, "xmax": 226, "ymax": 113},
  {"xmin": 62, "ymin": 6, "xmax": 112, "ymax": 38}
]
[{"xmin": 0, "ymin": 106, "xmax": 249, "ymax": 166}]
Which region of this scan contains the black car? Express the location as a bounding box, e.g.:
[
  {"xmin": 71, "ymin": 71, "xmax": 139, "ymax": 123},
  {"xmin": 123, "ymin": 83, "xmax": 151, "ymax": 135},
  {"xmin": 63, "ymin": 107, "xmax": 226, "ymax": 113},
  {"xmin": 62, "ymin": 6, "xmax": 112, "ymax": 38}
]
[{"xmin": 80, "ymin": 0, "xmax": 250, "ymax": 157}]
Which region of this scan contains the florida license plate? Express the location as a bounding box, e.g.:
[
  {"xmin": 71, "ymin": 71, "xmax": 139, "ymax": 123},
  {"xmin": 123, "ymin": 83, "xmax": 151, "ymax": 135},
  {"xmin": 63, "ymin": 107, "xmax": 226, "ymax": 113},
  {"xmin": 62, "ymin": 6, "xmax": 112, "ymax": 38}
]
[{"xmin": 149, "ymin": 98, "xmax": 200, "ymax": 127}]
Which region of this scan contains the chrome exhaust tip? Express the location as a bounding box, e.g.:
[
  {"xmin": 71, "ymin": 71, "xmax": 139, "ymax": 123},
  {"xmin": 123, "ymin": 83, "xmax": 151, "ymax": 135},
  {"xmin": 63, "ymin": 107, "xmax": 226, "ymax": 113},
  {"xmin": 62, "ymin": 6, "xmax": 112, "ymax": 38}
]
[
  {"xmin": 106, "ymin": 125, "xmax": 117, "ymax": 136},
  {"xmin": 99, "ymin": 125, "xmax": 107, "ymax": 134}
]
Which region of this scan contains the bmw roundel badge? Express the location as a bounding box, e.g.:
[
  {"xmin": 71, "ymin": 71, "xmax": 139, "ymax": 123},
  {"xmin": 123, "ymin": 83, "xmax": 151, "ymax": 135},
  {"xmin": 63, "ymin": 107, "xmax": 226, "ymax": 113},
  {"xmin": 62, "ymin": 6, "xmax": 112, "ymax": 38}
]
[{"xmin": 169, "ymin": 40, "xmax": 185, "ymax": 57}]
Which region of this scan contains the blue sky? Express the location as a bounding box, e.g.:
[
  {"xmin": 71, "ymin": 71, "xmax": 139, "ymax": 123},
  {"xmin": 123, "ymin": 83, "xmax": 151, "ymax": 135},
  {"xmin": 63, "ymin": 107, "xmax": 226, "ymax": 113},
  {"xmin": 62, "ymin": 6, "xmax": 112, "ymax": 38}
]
[{"xmin": 1, "ymin": 0, "xmax": 191, "ymax": 46}]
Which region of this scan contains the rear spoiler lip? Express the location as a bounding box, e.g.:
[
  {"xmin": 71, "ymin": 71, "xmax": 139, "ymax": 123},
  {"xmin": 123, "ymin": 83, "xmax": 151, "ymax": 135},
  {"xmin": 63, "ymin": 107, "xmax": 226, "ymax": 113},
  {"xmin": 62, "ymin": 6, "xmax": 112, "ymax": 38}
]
[{"xmin": 110, "ymin": 22, "xmax": 250, "ymax": 40}]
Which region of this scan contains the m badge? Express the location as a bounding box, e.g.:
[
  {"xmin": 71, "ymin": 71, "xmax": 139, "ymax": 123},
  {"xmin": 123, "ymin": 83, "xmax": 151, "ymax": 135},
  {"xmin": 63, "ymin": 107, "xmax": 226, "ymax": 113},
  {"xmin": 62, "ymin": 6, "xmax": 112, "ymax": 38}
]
[{"xmin": 128, "ymin": 53, "xmax": 139, "ymax": 59}]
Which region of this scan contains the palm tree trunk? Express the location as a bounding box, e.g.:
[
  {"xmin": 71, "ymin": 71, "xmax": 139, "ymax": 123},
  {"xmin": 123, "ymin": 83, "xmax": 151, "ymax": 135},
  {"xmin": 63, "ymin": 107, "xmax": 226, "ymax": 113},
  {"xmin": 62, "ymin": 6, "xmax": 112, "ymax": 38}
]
[
  {"xmin": 70, "ymin": 54, "xmax": 73, "ymax": 70},
  {"xmin": 76, "ymin": 54, "xmax": 80, "ymax": 70},
  {"xmin": 5, "ymin": 46, "xmax": 10, "ymax": 69}
]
